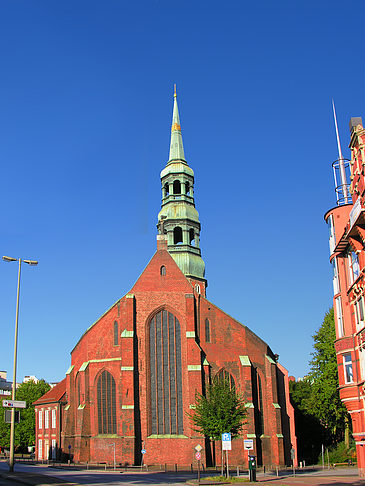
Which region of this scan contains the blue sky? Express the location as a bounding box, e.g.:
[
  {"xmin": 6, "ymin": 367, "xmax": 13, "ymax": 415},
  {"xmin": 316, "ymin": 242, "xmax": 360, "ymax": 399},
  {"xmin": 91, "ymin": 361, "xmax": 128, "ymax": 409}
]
[{"xmin": 1, "ymin": 0, "xmax": 363, "ymax": 382}]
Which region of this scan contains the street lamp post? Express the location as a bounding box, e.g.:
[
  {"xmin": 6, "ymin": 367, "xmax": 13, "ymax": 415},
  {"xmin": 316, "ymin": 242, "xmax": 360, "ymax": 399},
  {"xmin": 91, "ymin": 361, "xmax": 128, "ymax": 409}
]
[{"xmin": 3, "ymin": 256, "xmax": 38, "ymax": 472}]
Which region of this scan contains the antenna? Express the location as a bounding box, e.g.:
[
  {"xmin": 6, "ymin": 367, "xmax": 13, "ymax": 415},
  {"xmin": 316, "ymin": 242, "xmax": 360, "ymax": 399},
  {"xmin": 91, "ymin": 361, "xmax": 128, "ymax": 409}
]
[{"xmin": 332, "ymin": 100, "xmax": 350, "ymax": 205}]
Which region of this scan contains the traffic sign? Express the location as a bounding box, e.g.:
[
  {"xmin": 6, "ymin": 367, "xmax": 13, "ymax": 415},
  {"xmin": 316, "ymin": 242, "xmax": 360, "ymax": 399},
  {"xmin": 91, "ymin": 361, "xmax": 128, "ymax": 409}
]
[
  {"xmin": 244, "ymin": 439, "xmax": 254, "ymax": 450},
  {"xmin": 4, "ymin": 410, "xmax": 20, "ymax": 423},
  {"xmin": 195, "ymin": 451, "xmax": 201, "ymax": 461},
  {"xmin": 195, "ymin": 444, "xmax": 202, "ymax": 452},
  {"xmin": 222, "ymin": 432, "xmax": 231, "ymax": 451},
  {"xmin": 141, "ymin": 449, "xmax": 146, "ymax": 454},
  {"xmin": 2, "ymin": 400, "xmax": 26, "ymax": 409}
]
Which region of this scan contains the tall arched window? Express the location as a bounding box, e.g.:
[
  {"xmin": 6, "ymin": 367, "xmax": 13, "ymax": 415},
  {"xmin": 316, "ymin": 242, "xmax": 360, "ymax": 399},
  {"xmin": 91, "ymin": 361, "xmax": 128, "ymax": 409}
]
[
  {"xmin": 97, "ymin": 370, "xmax": 116, "ymax": 435},
  {"xmin": 149, "ymin": 310, "xmax": 183, "ymax": 435},
  {"xmin": 215, "ymin": 369, "xmax": 235, "ymax": 389},
  {"xmin": 257, "ymin": 373, "xmax": 264, "ymax": 435},
  {"xmin": 205, "ymin": 318, "xmax": 211, "ymax": 343},
  {"xmin": 76, "ymin": 374, "xmax": 81, "ymax": 406},
  {"xmin": 113, "ymin": 321, "xmax": 118, "ymax": 345}
]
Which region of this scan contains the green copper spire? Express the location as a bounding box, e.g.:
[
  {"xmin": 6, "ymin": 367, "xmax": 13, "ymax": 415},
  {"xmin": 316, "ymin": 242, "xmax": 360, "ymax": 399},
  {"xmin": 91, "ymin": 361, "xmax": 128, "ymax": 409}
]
[
  {"xmin": 157, "ymin": 88, "xmax": 206, "ymax": 283},
  {"xmin": 168, "ymin": 85, "xmax": 186, "ymax": 163}
]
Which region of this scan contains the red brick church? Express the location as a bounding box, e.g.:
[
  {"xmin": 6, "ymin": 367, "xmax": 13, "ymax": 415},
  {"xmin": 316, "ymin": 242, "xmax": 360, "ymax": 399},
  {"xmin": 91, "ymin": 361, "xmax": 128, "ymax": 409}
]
[{"xmin": 34, "ymin": 90, "xmax": 296, "ymax": 467}]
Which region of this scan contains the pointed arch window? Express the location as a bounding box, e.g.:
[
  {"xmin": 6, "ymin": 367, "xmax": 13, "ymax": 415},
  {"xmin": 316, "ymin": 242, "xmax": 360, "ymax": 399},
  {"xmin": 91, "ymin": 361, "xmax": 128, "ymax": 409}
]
[
  {"xmin": 76, "ymin": 374, "xmax": 81, "ymax": 406},
  {"xmin": 215, "ymin": 369, "xmax": 235, "ymax": 389},
  {"xmin": 185, "ymin": 182, "xmax": 190, "ymax": 195},
  {"xmin": 149, "ymin": 310, "xmax": 183, "ymax": 435},
  {"xmin": 205, "ymin": 318, "xmax": 211, "ymax": 343},
  {"xmin": 97, "ymin": 370, "xmax": 116, "ymax": 435},
  {"xmin": 113, "ymin": 321, "xmax": 119, "ymax": 345}
]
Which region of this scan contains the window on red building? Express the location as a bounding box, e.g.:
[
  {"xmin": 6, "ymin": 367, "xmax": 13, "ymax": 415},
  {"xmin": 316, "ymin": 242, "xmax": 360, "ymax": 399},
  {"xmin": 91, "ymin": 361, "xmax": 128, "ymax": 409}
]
[
  {"xmin": 97, "ymin": 370, "xmax": 117, "ymax": 434},
  {"xmin": 149, "ymin": 310, "xmax": 183, "ymax": 435},
  {"xmin": 113, "ymin": 321, "xmax": 118, "ymax": 345},
  {"xmin": 348, "ymin": 250, "xmax": 360, "ymax": 285},
  {"xmin": 205, "ymin": 318, "xmax": 211, "ymax": 343},
  {"xmin": 51, "ymin": 409, "xmax": 56, "ymax": 429},
  {"xmin": 215, "ymin": 369, "xmax": 235, "ymax": 389},
  {"xmin": 335, "ymin": 296, "xmax": 344, "ymax": 337},
  {"xmin": 355, "ymin": 297, "xmax": 365, "ymax": 329},
  {"xmin": 343, "ymin": 354, "xmax": 354, "ymax": 384},
  {"xmin": 38, "ymin": 410, "xmax": 42, "ymax": 429}
]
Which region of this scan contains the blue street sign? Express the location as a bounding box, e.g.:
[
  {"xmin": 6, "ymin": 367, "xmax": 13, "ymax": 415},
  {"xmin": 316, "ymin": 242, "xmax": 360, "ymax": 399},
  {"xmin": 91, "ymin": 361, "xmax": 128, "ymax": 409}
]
[
  {"xmin": 141, "ymin": 449, "xmax": 146, "ymax": 454},
  {"xmin": 222, "ymin": 432, "xmax": 231, "ymax": 442}
]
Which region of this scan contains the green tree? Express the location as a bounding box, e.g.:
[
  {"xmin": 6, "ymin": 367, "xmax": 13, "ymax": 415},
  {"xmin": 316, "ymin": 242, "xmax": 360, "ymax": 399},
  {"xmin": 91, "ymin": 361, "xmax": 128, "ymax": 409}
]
[
  {"xmin": 188, "ymin": 378, "xmax": 247, "ymax": 475},
  {"xmin": 189, "ymin": 379, "xmax": 247, "ymax": 440},
  {"xmin": 0, "ymin": 379, "xmax": 50, "ymax": 451},
  {"xmin": 307, "ymin": 308, "xmax": 349, "ymax": 443}
]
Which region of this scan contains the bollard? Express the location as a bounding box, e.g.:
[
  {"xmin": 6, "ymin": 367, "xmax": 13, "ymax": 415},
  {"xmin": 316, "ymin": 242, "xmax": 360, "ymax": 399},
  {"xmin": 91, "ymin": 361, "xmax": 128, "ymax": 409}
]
[
  {"xmin": 87, "ymin": 461, "xmax": 89, "ymax": 470},
  {"xmin": 164, "ymin": 463, "xmax": 167, "ymax": 473},
  {"xmin": 276, "ymin": 466, "xmax": 279, "ymax": 477},
  {"xmin": 175, "ymin": 463, "xmax": 177, "ymax": 472},
  {"xmin": 191, "ymin": 463, "xmax": 193, "ymax": 472},
  {"xmin": 264, "ymin": 465, "xmax": 266, "ymax": 475},
  {"xmin": 236, "ymin": 465, "xmax": 239, "ymax": 477},
  {"xmin": 105, "ymin": 463, "xmax": 107, "ymax": 471}
]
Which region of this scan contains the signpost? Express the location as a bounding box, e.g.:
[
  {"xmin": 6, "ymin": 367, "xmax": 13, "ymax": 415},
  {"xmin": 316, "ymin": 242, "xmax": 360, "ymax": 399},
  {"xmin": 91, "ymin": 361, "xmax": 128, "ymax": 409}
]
[
  {"xmin": 141, "ymin": 448, "xmax": 146, "ymax": 468},
  {"xmin": 195, "ymin": 448, "xmax": 202, "ymax": 484},
  {"xmin": 222, "ymin": 433, "xmax": 231, "ymax": 478},
  {"xmin": 2, "ymin": 400, "xmax": 26, "ymax": 409}
]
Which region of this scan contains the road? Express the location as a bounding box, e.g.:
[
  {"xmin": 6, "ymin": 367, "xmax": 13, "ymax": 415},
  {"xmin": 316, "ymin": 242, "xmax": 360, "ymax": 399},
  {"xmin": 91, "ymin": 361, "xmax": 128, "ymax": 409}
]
[{"xmin": 0, "ymin": 461, "xmax": 365, "ymax": 486}]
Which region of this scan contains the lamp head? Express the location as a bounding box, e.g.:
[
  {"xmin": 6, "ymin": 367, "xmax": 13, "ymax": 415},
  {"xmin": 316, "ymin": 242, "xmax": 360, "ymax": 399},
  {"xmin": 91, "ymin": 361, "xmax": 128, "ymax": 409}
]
[{"xmin": 2, "ymin": 256, "xmax": 18, "ymax": 262}]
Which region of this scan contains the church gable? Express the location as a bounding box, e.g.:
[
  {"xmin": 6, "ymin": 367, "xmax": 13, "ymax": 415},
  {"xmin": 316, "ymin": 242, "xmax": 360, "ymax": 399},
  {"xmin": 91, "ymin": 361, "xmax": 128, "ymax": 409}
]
[{"xmin": 131, "ymin": 248, "xmax": 193, "ymax": 294}]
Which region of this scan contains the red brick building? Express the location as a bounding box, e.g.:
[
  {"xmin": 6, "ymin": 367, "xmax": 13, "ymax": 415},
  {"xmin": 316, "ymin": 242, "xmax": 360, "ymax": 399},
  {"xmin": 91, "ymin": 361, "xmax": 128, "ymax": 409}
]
[
  {"xmin": 33, "ymin": 379, "xmax": 66, "ymax": 460},
  {"xmin": 325, "ymin": 114, "xmax": 365, "ymax": 477},
  {"xmin": 35, "ymin": 91, "xmax": 296, "ymax": 467}
]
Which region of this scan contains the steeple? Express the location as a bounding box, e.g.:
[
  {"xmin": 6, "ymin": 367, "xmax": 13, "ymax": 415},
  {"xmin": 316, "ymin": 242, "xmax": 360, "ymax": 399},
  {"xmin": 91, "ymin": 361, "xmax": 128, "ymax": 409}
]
[
  {"xmin": 157, "ymin": 88, "xmax": 206, "ymax": 286},
  {"xmin": 168, "ymin": 85, "xmax": 186, "ymax": 162}
]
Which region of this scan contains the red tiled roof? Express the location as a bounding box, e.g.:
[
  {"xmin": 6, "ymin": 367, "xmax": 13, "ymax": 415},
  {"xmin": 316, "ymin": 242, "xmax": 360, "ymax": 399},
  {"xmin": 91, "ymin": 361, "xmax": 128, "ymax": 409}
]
[{"xmin": 33, "ymin": 378, "xmax": 66, "ymax": 405}]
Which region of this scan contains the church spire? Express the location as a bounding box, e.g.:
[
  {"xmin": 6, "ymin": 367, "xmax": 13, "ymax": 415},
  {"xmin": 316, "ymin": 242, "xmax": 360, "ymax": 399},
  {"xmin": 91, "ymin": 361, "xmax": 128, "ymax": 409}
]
[
  {"xmin": 157, "ymin": 89, "xmax": 206, "ymax": 286},
  {"xmin": 168, "ymin": 85, "xmax": 186, "ymax": 163}
]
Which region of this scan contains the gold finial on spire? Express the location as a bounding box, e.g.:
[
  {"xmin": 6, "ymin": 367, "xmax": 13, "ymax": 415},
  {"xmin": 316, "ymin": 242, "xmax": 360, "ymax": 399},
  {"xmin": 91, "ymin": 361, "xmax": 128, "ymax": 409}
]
[{"xmin": 174, "ymin": 83, "xmax": 177, "ymax": 98}]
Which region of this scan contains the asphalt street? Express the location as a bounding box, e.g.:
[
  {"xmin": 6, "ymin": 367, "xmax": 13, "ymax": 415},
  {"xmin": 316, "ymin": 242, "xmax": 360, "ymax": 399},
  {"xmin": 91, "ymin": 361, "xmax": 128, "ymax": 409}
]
[{"xmin": 0, "ymin": 462, "xmax": 364, "ymax": 486}]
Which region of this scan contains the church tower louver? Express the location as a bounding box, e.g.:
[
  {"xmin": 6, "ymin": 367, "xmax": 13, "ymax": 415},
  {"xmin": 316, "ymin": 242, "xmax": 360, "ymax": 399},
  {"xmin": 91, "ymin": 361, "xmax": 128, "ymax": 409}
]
[
  {"xmin": 34, "ymin": 88, "xmax": 296, "ymax": 470},
  {"xmin": 158, "ymin": 87, "xmax": 206, "ymax": 288}
]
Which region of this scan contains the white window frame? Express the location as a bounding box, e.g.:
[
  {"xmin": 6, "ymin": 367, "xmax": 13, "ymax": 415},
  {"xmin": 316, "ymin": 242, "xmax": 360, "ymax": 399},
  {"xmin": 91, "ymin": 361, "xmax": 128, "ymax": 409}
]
[
  {"xmin": 45, "ymin": 410, "xmax": 49, "ymax": 429},
  {"xmin": 38, "ymin": 410, "xmax": 43, "ymax": 429},
  {"xmin": 51, "ymin": 409, "xmax": 56, "ymax": 429},
  {"xmin": 332, "ymin": 257, "xmax": 340, "ymax": 295},
  {"xmin": 328, "ymin": 214, "xmax": 336, "ymax": 254},
  {"xmin": 355, "ymin": 296, "xmax": 365, "ymax": 330},
  {"xmin": 38, "ymin": 439, "xmax": 42, "ymax": 460},
  {"xmin": 335, "ymin": 296, "xmax": 344, "ymax": 338},
  {"xmin": 348, "ymin": 250, "xmax": 360, "ymax": 285},
  {"xmin": 343, "ymin": 353, "xmax": 354, "ymax": 384},
  {"xmin": 359, "ymin": 347, "xmax": 365, "ymax": 381}
]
